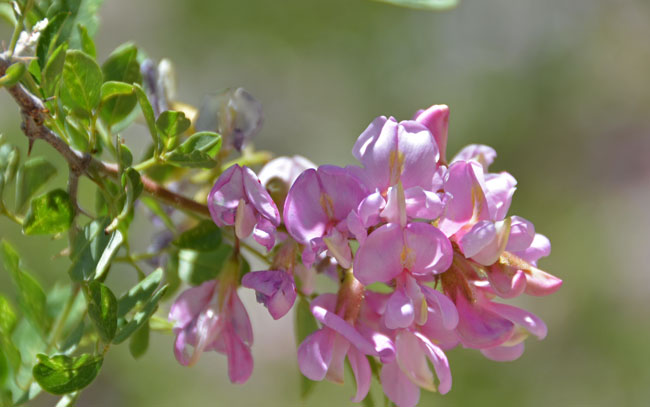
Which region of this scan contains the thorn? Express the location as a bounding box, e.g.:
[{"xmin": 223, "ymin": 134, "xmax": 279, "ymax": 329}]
[{"xmin": 27, "ymin": 138, "xmax": 34, "ymax": 155}]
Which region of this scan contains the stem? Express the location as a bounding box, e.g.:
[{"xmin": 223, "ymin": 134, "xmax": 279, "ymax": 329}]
[
  {"xmin": 47, "ymin": 285, "xmax": 81, "ymax": 351},
  {"xmin": 7, "ymin": 0, "xmax": 33, "ymax": 57},
  {"xmin": 0, "ymin": 204, "xmax": 23, "ymax": 225},
  {"xmin": 0, "ymin": 56, "xmax": 212, "ymax": 219},
  {"xmin": 132, "ymin": 156, "xmax": 158, "ymax": 172}
]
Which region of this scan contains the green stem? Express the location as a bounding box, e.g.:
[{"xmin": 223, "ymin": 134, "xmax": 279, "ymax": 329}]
[
  {"xmin": 133, "ymin": 156, "xmax": 158, "ymax": 172},
  {"xmin": 0, "ymin": 204, "xmax": 23, "ymax": 225}
]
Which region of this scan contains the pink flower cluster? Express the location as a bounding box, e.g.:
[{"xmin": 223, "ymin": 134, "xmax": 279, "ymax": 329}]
[{"xmin": 169, "ymin": 105, "xmax": 561, "ymax": 407}]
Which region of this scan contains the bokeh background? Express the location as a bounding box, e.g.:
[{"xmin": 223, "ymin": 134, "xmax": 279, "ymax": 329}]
[{"xmin": 2, "ymin": 0, "xmax": 650, "ymax": 406}]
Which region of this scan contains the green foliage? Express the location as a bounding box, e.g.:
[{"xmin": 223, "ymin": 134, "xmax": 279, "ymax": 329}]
[
  {"xmin": 68, "ymin": 218, "xmax": 123, "ymax": 281},
  {"xmin": 77, "ymin": 24, "xmax": 96, "ymax": 58},
  {"xmin": 49, "ymin": 0, "xmax": 105, "ymax": 50},
  {"xmin": 165, "ymin": 131, "xmax": 222, "ymax": 168},
  {"xmin": 60, "ymin": 49, "xmax": 102, "ymax": 116},
  {"xmin": 22, "ymin": 189, "xmax": 74, "ymax": 235},
  {"xmin": 36, "ymin": 13, "xmax": 69, "ymax": 70},
  {"xmin": 33, "ymin": 353, "xmax": 103, "ymax": 395},
  {"xmin": 116, "ymin": 268, "xmax": 163, "ymax": 318},
  {"xmin": 100, "ymin": 44, "xmax": 142, "ymax": 126},
  {"xmin": 156, "ymin": 110, "xmax": 191, "ymax": 151},
  {"xmin": 0, "ymin": 144, "xmax": 20, "ymax": 185},
  {"xmin": 129, "ymin": 322, "xmax": 149, "ymax": 359},
  {"xmin": 42, "ymin": 42, "xmax": 69, "ymax": 97},
  {"xmin": 133, "ymin": 83, "xmax": 160, "ymax": 154},
  {"xmin": 14, "ymin": 157, "xmax": 57, "ymax": 213},
  {"xmin": 371, "ymin": 0, "xmax": 458, "ymax": 10},
  {"xmin": 178, "ymin": 244, "xmax": 232, "ymax": 286},
  {"xmin": 113, "ymin": 284, "xmax": 167, "ymax": 344},
  {"xmin": 84, "ymin": 281, "xmax": 118, "ymax": 342},
  {"xmin": 0, "ymin": 241, "xmax": 51, "ymax": 336},
  {"xmin": 0, "ymin": 62, "xmax": 26, "ymax": 87},
  {"xmin": 172, "ymin": 220, "xmax": 222, "ymax": 251}
]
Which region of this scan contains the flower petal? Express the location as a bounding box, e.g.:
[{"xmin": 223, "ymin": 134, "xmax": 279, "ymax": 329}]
[
  {"xmin": 485, "ymin": 172, "xmax": 517, "ymax": 220},
  {"xmin": 415, "ymin": 332, "xmax": 452, "ymax": 394},
  {"xmin": 235, "ymin": 200, "xmax": 257, "ymax": 239},
  {"xmin": 404, "ymin": 223, "xmax": 453, "ymax": 275},
  {"xmin": 513, "ymin": 233, "xmax": 551, "ymax": 266},
  {"xmin": 384, "ymin": 287, "xmax": 415, "ymax": 330},
  {"xmin": 414, "ymin": 104, "xmax": 449, "ymax": 162},
  {"xmin": 454, "ymin": 290, "xmax": 514, "ymax": 349},
  {"xmin": 451, "ymin": 144, "xmax": 497, "ymax": 170},
  {"xmin": 311, "ymin": 304, "xmax": 377, "ymax": 356},
  {"xmin": 506, "ymin": 216, "xmax": 535, "ymax": 252},
  {"xmin": 169, "ymin": 280, "xmax": 217, "ymax": 328},
  {"xmin": 381, "ymin": 360, "xmax": 421, "ymax": 407},
  {"xmin": 348, "ymin": 346, "xmax": 372, "ymax": 403},
  {"xmin": 224, "ymin": 329, "xmax": 254, "ymax": 384},
  {"xmin": 488, "ymin": 302, "xmax": 547, "ymax": 340},
  {"xmin": 298, "ymin": 329, "xmax": 335, "ymax": 381},
  {"xmin": 481, "ymin": 342, "xmax": 525, "ymax": 362},
  {"xmin": 396, "ymin": 331, "xmax": 435, "ymax": 391},
  {"xmin": 397, "ymin": 120, "xmax": 440, "ymax": 190},
  {"xmin": 208, "ymin": 165, "xmax": 244, "ymax": 227},
  {"xmin": 284, "ymin": 169, "xmax": 330, "ymax": 244},
  {"xmin": 458, "ymin": 220, "xmax": 496, "ymax": 259},
  {"xmin": 421, "ymin": 285, "xmax": 459, "ymax": 330},
  {"xmin": 354, "ymin": 223, "xmax": 404, "ymax": 285}
]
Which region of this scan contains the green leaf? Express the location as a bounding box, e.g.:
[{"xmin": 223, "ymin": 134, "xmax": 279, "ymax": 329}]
[
  {"xmin": 119, "ymin": 143, "xmax": 133, "ymax": 168},
  {"xmin": 14, "ymin": 157, "xmax": 57, "ymax": 213},
  {"xmin": 129, "ymin": 322, "xmax": 149, "ymax": 359},
  {"xmin": 116, "ymin": 268, "xmax": 163, "ymax": 318},
  {"xmin": 113, "ymin": 285, "xmax": 167, "ymax": 344},
  {"xmin": 0, "ymin": 241, "xmax": 50, "ymax": 335},
  {"xmin": 22, "ymin": 189, "xmax": 74, "ymax": 235},
  {"xmin": 42, "ymin": 42, "xmax": 68, "ymax": 97},
  {"xmin": 36, "ymin": 13, "xmax": 68, "ymax": 70},
  {"xmin": 100, "ymin": 81, "xmax": 134, "ymax": 101},
  {"xmin": 0, "ymin": 334, "xmax": 20, "ymax": 381},
  {"xmin": 0, "ymin": 4, "xmax": 17, "ymax": 27},
  {"xmin": 100, "ymin": 43, "xmax": 141, "ymax": 126},
  {"xmin": 51, "ymin": 0, "xmax": 104, "ymax": 50},
  {"xmin": 173, "ymin": 220, "xmax": 222, "ymax": 251},
  {"xmin": 165, "ymin": 131, "xmax": 222, "ymax": 168},
  {"xmin": 84, "ymin": 281, "xmax": 117, "ymax": 342},
  {"xmin": 64, "ymin": 115, "xmax": 90, "ymax": 152},
  {"xmin": 60, "ymin": 320, "xmax": 85, "ymax": 354},
  {"xmin": 68, "ymin": 218, "xmax": 122, "ymax": 282},
  {"xmin": 33, "ymin": 353, "xmax": 103, "ymax": 395},
  {"xmin": 60, "ymin": 50, "xmax": 102, "ymax": 115},
  {"xmin": 106, "ymin": 167, "xmax": 142, "ymax": 232},
  {"xmin": 0, "ymin": 296, "xmax": 17, "ymax": 335},
  {"xmin": 371, "ymin": 0, "xmax": 458, "ymax": 10},
  {"xmin": 0, "ymin": 62, "xmax": 26, "ymax": 87},
  {"xmin": 178, "ymin": 245, "xmax": 232, "ymax": 286},
  {"xmin": 0, "ymin": 144, "xmax": 20, "ymax": 184},
  {"xmin": 133, "ymin": 83, "xmax": 160, "ymax": 154},
  {"xmin": 77, "ymin": 24, "xmax": 96, "ymax": 58},
  {"xmin": 295, "ymin": 297, "xmax": 319, "ymax": 399},
  {"xmin": 156, "ymin": 110, "xmax": 191, "ymax": 151}
]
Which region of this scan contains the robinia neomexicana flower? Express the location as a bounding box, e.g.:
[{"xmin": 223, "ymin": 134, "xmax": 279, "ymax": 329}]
[{"xmin": 174, "ymin": 103, "xmax": 561, "ymax": 407}]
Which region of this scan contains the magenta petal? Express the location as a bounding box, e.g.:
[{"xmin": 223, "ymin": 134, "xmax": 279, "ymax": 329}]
[
  {"xmin": 454, "ymin": 291, "xmax": 514, "ymax": 349},
  {"xmin": 381, "ymin": 361, "xmax": 421, "ymax": 407},
  {"xmin": 174, "ymin": 330, "xmax": 192, "ymax": 366},
  {"xmin": 208, "ymin": 165, "xmax": 244, "ymax": 227},
  {"xmin": 415, "ymin": 332, "xmax": 452, "ymax": 394},
  {"xmin": 311, "ymin": 304, "xmax": 377, "ymax": 356},
  {"xmin": 439, "ymin": 161, "xmax": 489, "ymax": 236},
  {"xmin": 347, "ymin": 211, "xmax": 368, "ymax": 244},
  {"xmin": 224, "ymin": 330, "xmax": 253, "ymax": 384},
  {"xmin": 404, "ymin": 223, "xmax": 453, "ymax": 275},
  {"xmin": 348, "ymin": 346, "xmax": 372, "ymax": 402},
  {"xmin": 397, "ymin": 120, "xmax": 439, "ymax": 190},
  {"xmin": 481, "ymin": 342, "xmax": 525, "ymax": 362},
  {"xmin": 485, "ymin": 172, "xmax": 517, "ymax": 220},
  {"xmin": 384, "ymin": 287, "xmax": 415, "ymax": 330},
  {"xmin": 317, "ymin": 165, "xmax": 368, "ymax": 221},
  {"xmin": 357, "ymin": 190, "xmax": 385, "ymax": 227},
  {"xmin": 353, "ymin": 223, "xmax": 404, "ymax": 285},
  {"xmin": 524, "ymin": 266, "xmax": 563, "ymax": 296},
  {"xmin": 242, "ymin": 270, "xmax": 296, "ymax": 320},
  {"xmin": 396, "ymin": 331, "xmax": 435, "ymax": 391},
  {"xmin": 258, "ymin": 155, "xmax": 315, "ymax": 188},
  {"xmin": 322, "ymin": 228, "xmax": 352, "ymax": 269},
  {"xmin": 242, "ymin": 165, "xmax": 280, "ymax": 226},
  {"xmin": 352, "ymin": 116, "xmax": 396, "ymax": 190},
  {"xmin": 404, "ymin": 187, "xmax": 446, "ymax": 221},
  {"xmin": 506, "ymin": 216, "xmax": 535, "ymax": 252},
  {"xmin": 252, "ymin": 216, "xmax": 276, "ymax": 251},
  {"xmin": 229, "ymin": 290, "xmax": 253, "ymax": 346},
  {"xmin": 421, "ymin": 286, "xmax": 459, "ymax": 330},
  {"xmin": 414, "ymin": 104, "xmax": 449, "ymax": 162},
  {"xmin": 298, "ymin": 329, "xmax": 335, "ymax": 381},
  {"xmin": 514, "ymin": 233, "xmax": 551, "ymax": 265},
  {"xmin": 284, "ymin": 169, "xmax": 329, "ymax": 244},
  {"xmin": 326, "ymin": 333, "xmax": 350, "ymax": 383},
  {"xmin": 488, "ymin": 302, "xmax": 548, "ymax": 340},
  {"xmin": 451, "ymin": 144, "xmax": 497, "ymax": 170},
  {"xmin": 169, "ymin": 280, "xmax": 217, "ymax": 328},
  {"xmin": 487, "ymin": 266, "xmax": 527, "ymax": 299},
  {"xmin": 458, "ymin": 220, "xmax": 496, "ymax": 258}
]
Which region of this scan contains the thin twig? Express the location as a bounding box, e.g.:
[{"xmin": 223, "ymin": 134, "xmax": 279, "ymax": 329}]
[{"xmin": 0, "ymin": 56, "xmax": 211, "ymax": 218}]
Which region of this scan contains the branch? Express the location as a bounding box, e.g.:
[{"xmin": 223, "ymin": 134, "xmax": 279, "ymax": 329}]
[{"xmin": 0, "ymin": 57, "xmax": 210, "ymax": 218}]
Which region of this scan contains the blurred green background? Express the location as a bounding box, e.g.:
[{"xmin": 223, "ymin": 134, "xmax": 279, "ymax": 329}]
[{"xmin": 2, "ymin": 0, "xmax": 650, "ymax": 405}]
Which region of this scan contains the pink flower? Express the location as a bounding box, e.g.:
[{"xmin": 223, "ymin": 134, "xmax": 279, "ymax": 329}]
[
  {"xmin": 169, "ymin": 280, "xmax": 254, "ymax": 383},
  {"xmin": 413, "ymin": 104, "xmax": 449, "ymax": 164},
  {"xmin": 297, "ymin": 294, "xmax": 392, "ymax": 403},
  {"xmin": 241, "ymin": 270, "xmax": 296, "ymax": 320},
  {"xmin": 352, "ymin": 116, "xmax": 440, "ymax": 193},
  {"xmin": 283, "ymin": 165, "xmax": 367, "ymax": 268},
  {"xmin": 208, "ymin": 164, "xmax": 281, "ymax": 250}
]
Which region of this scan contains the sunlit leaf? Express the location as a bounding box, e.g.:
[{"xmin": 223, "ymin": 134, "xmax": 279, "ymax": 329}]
[
  {"xmin": 14, "ymin": 157, "xmax": 57, "ymax": 213},
  {"xmin": 84, "ymin": 281, "xmax": 118, "ymax": 342},
  {"xmin": 60, "ymin": 50, "xmax": 102, "ymax": 115},
  {"xmin": 371, "ymin": 0, "xmax": 458, "ymax": 10},
  {"xmin": 22, "ymin": 189, "xmax": 74, "ymax": 235},
  {"xmin": 33, "ymin": 353, "xmax": 103, "ymax": 395}
]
